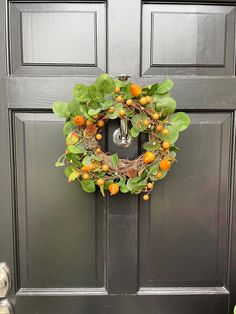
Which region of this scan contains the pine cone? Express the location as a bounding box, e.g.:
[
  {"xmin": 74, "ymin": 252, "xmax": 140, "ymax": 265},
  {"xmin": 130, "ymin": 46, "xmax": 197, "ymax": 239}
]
[{"xmin": 126, "ymin": 168, "xmax": 137, "ymax": 178}]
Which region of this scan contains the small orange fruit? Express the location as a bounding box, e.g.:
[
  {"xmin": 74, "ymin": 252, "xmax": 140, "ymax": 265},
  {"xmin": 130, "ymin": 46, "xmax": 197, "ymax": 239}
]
[
  {"xmin": 147, "ymin": 182, "xmax": 153, "ymax": 189},
  {"xmin": 119, "ymin": 109, "xmax": 126, "ymax": 117},
  {"xmin": 130, "ymin": 84, "xmax": 142, "ymax": 97},
  {"xmin": 115, "ymin": 86, "xmax": 121, "ymax": 94},
  {"xmin": 81, "ymin": 165, "xmax": 90, "ymax": 172},
  {"xmin": 146, "ymin": 96, "xmax": 151, "ymax": 103},
  {"xmin": 108, "ymin": 106, "xmax": 115, "ymax": 113},
  {"xmin": 97, "ymin": 119, "xmax": 105, "ymax": 128},
  {"xmin": 126, "ymin": 99, "xmax": 133, "ymax": 106},
  {"xmin": 96, "ymin": 134, "xmax": 102, "ymax": 141},
  {"xmin": 96, "ymin": 178, "xmax": 105, "ymax": 186},
  {"xmin": 93, "ymin": 114, "xmax": 99, "ymax": 119},
  {"xmin": 86, "ymin": 120, "xmax": 93, "ymax": 126},
  {"xmin": 82, "ymin": 173, "xmax": 89, "ymax": 180},
  {"xmin": 102, "ymin": 164, "xmax": 109, "ymax": 172},
  {"xmin": 88, "ymin": 163, "xmax": 96, "ymax": 171},
  {"xmin": 156, "ymin": 124, "xmax": 163, "ymax": 132},
  {"xmin": 143, "ymin": 151, "xmax": 155, "ymax": 164},
  {"xmin": 109, "ymin": 183, "xmax": 119, "ymax": 195},
  {"xmin": 116, "ymin": 95, "xmax": 123, "ymax": 102},
  {"xmin": 162, "ymin": 129, "xmax": 169, "ymax": 136},
  {"xmin": 139, "ymin": 97, "xmax": 148, "ymax": 106},
  {"xmin": 95, "ymin": 147, "xmax": 101, "ymax": 154},
  {"xmin": 160, "ymin": 159, "xmax": 171, "ymax": 171},
  {"xmin": 143, "ymin": 119, "xmax": 150, "ymax": 126},
  {"xmin": 143, "ymin": 194, "xmax": 149, "ymax": 201},
  {"xmin": 73, "ymin": 115, "xmax": 86, "ymax": 127},
  {"xmin": 162, "ymin": 141, "xmax": 170, "ymax": 149},
  {"xmin": 156, "ymin": 171, "xmax": 163, "ymax": 179},
  {"xmin": 152, "ymin": 113, "xmax": 159, "ymax": 120}
]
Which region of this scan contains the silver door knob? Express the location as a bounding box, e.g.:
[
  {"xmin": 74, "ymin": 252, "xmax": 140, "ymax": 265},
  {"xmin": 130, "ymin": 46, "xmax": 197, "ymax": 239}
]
[
  {"xmin": 0, "ymin": 300, "xmax": 13, "ymax": 314},
  {"xmin": 0, "ymin": 264, "xmax": 11, "ymax": 298}
]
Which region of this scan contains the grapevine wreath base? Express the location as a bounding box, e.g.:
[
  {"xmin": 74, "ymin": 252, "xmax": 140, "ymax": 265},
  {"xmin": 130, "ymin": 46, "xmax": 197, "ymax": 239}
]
[{"xmin": 52, "ymin": 74, "xmax": 190, "ymax": 200}]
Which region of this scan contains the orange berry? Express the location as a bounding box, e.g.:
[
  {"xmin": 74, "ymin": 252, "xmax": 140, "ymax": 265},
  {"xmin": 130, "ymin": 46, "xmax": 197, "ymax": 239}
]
[
  {"xmin": 162, "ymin": 129, "xmax": 169, "ymax": 136},
  {"xmin": 81, "ymin": 165, "xmax": 90, "ymax": 172},
  {"xmin": 139, "ymin": 97, "xmax": 148, "ymax": 106},
  {"xmin": 108, "ymin": 106, "xmax": 115, "ymax": 113},
  {"xmin": 160, "ymin": 159, "xmax": 171, "ymax": 171},
  {"xmin": 152, "ymin": 113, "xmax": 159, "ymax": 120},
  {"xmin": 88, "ymin": 163, "xmax": 96, "ymax": 171},
  {"xmin": 143, "ymin": 194, "xmax": 149, "ymax": 201},
  {"xmin": 102, "ymin": 164, "xmax": 109, "ymax": 172},
  {"xmin": 143, "ymin": 151, "xmax": 155, "ymax": 164},
  {"xmin": 162, "ymin": 141, "xmax": 170, "ymax": 149},
  {"xmin": 97, "ymin": 119, "xmax": 105, "ymax": 128},
  {"xmin": 109, "ymin": 183, "xmax": 119, "ymax": 195},
  {"xmin": 146, "ymin": 96, "xmax": 151, "ymax": 103},
  {"xmin": 156, "ymin": 124, "xmax": 163, "ymax": 132},
  {"xmin": 156, "ymin": 171, "xmax": 163, "ymax": 179},
  {"xmin": 95, "ymin": 147, "xmax": 101, "ymax": 154},
  {"xmin": 96, "ymin": 178, "xmax": 105, "ymax": 186},
  {"xmin": 143, "ymin": 119, "xmax": 150, "ymax": 126},
  {"xmin": 126, "ymin": 99, "xmax": 133, "ymax": 106},
  {"xmin": 115, "ymin": 86, "xmax": 121, "ymax": 94},
  {"xmin": 96, "ymin": 134, "xmax": 102, "ymax": 140},
  {"xmin": 86, "ymin": 120, "xmax": 93, "ymax": 126},
  {"xmin": 147, "ymin": 182, "xmax": 153, "ymax": 189},
  {"xmin": 82, "ymin": 173, "xmax": 89, "ymax": 180},
  {"xmin": 130, "ymin": 84, "xmax": 142, "ymax": 97},
  {"xmin": 116, "ymin": 95, "xmax": 123, "ymax": 102},
  {"xmin": 73, "ymin": 115, "xmax": 86, "ymax": 127},
  {"xmin": 119, "ymin": 109, "xmax": 126, "ymax": 117}
]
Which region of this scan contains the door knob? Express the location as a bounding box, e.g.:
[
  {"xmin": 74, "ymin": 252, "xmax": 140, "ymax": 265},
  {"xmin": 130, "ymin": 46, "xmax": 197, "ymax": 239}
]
[
  {"xmin": 0, "ymin": 264, "xmax": 11, "ymax": 298},
  {"xmin": 0, "ymin": 300, "xmax": 14, "ymax": 314}
]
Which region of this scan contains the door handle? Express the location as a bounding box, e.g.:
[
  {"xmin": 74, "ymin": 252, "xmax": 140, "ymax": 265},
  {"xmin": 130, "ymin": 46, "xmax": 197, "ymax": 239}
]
[
  {"xmin": 0, "ymin": 264, "xmax": 11, "ymax": 298},
  {"xmin": 0, "ymin": 300, "xmax": 14, "ymax": 314}
]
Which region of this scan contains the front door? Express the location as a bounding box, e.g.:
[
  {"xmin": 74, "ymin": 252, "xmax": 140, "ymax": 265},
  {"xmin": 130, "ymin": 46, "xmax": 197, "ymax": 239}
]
[{"xmin": 0, "ymin": 0, "xmax": 236, "ymax": 313}]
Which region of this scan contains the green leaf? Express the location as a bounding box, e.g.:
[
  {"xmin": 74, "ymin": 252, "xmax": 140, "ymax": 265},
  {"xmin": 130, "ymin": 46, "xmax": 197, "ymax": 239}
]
[
  {"xmin": 156, "ymin": 79, "xmax": 174, "ymax": 94},
  {"xmin": 52, "ymin": 102, "xmax": 69, "ymax": 118},
  {"xmin": 142, "ymin": 83, "xmax": 159, "ymax": 96},
  {"xmin": 63, "ymin": 120, "xmax": 75, "ymax": 135},
  {"xmin": 114, "ymin": 79, "xmax": 126, "ymax": 88},
  {"xmin": 111, "ymin": 153, "xmax": 119, "ymax": 166},
  {"xmin": 88, "ymin": 107, "xmax": 101, "ymax": 116},
  {"xmin": 170, "ymin": 112, "xmax": 191, "ymax": 132},
  {"xmin": 100, "ymin": 99, "xmax": 114, "ymax": 110},
  {"xmin": 68, "ymin": 99, "xmax": 81, "ymax": 116},
  {"xmin": 81, "ymin": 179, "xmax": 96, "ymax": 193},
  {"xmin": 79, "ymin": 103, "xmax": 95, "ymax": 121},
  {"xmin": 82, "ymin": 155, "xmax": 92, "ymax": 165},
  {"xmin": 120, "ymin": 185, "xmax": 129, "ymax": 193},
  {"xmin": 88, "ymin": 85, "xmax": 104, "ymax": 102},
  {"xmin": 95, "ymin": 74, "xmax": 115, "ymax": 94},
  {"xmin": 130, "ymin": 127, "xmax": 139, "ymax": 138},
  {"xmin": 68, "ymin": 171, "xmax": 79, "ymax": 182},
  {"xmin": 68, "ymin": 144, "xmax": 86, "ymax": 154},
  {"xmin": 73, "ymin": 84, "xmax": 90, "ymax": 102},
  {"xmin": 64, "ymin": 166, "xmax": 77, "ymax": 178},
  {"xmin": 104, "ymin": 180, "xmax": 113, "ymax": 190},
  {"xmin": 131, "ymin": 114, "xmax": 148, "ymax": 132},
  {"xmin": 55, "ymin": 161, "xmax": 65, "ymax": 167},
  {"xmin": 143, "ymin": 141, "xmax": 160, "ymax": 151},
  {"xmin": 106, "ymin": 103, "xmax": 123, "ymax": 119},
  {"xmin": 66, "ymin": 132, "xmax": 79, "ymax": 145},
  {"xmin": 158, "ymin": 125, "xmax": 179, "ymax": 144},
  {"xmin": 155, "ymin": 96, "xmax": 176, "ymax": 117}
]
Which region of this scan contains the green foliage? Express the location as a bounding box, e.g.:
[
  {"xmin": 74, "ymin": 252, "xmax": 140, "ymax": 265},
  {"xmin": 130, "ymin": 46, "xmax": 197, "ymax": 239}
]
[{"xmin": 52, "ymin": 74, "xmax": 190, "ymax": 197}]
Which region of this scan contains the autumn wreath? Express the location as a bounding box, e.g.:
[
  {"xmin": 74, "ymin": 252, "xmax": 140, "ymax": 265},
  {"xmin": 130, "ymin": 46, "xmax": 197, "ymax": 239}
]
[{"xmin": 52, "ymin": 74, "xmax": 190, "ymax": 200}]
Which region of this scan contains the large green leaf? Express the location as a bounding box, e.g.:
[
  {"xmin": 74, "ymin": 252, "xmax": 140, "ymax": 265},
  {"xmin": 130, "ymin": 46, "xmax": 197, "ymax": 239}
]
[
  {"xmin": 95, "ymin": 74, "xmax": 115, "ymax": 94},
  {"xmin": 131, "ymin": 114, "xmax": 148, "ymax": 131},
  {"xmin": 130, "ymin": 127, "xmax": 139, "ymax": 138},
  {"xmin": 73, "ymin": 84, "xmax": 90, "ymax": 102},
  {"xmin": 155, "ymin": 96, "xmax": 176, "ymax": 117},
  {"xmin": 63, "ymin": 120, "xmax": 75, "ymax": 135},
  {"xmin": 143, "ymin": 141, "xmax": 160, "ymax": 151},
  {"xmin": 68, "ymin": 99, "xmax": 81, "ymax": 116},
  {"xmin": 170, "ymin": 112, "xmax": 191, "ymax": 132},
  {"xmin": 156, "ymin": 79, "xmax": 174, "ymax": 94},
  {"xmin": 52, "ymin": 102, "xmax": 69, "ymax": 118},
  {"xmin": 68, "ymin": 144, "xmax": 86, "ymax": 154},
  {"xmin": 88, "ymin": 107, "xmax": 101, "ymax": 116},
  {"xmin": 81, "ymin": 179, "xmax": 96, "ymax": 193},
  {"xmin": 158, "ymin": 125, "xmax": 179, "ymax": 144},
  {"xmin": 111, "ymin": 153, "xmax": 119, "ymax": 166},
  {"xmin": 100, "ymin": 99, "xmax": 114, "ymax": 110},
  {"xmin": 88, "ymin": 84, "xmax": 104, "ymax": 102}
]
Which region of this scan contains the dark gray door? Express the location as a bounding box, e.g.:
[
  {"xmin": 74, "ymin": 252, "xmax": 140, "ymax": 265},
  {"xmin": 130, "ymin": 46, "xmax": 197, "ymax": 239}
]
[{"xmin": 0, "ymin": 0, "xmax": 236, "ymax": 313}]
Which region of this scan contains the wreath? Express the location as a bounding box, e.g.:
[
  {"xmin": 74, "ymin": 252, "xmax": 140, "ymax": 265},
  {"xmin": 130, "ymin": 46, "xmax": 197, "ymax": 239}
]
[{"xmin": 52, "ymin": 74, "xmax": 190, "ymax": 200}]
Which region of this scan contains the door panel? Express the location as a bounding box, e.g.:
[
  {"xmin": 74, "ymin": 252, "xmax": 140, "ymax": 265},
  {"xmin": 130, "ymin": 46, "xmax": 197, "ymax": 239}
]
[
  {"xmin": 9, "ymin": 2, "xmax": 107, "ymax": 75},
  {"xmin": 140, "ymin": 113, "xmax": 231, "ymax": 288},
  {"xmin": 142, "ymin": 4, "xmax": 235, "ymax": 75},
  {"xmin": 13, "ymin": 113, "xmax": 105, "ymax": 289}
]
